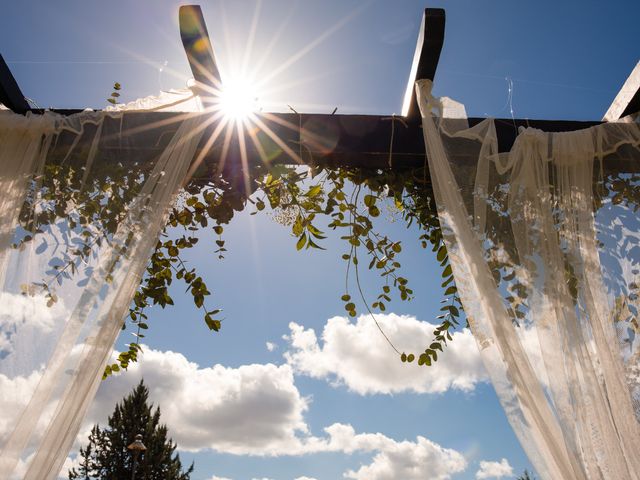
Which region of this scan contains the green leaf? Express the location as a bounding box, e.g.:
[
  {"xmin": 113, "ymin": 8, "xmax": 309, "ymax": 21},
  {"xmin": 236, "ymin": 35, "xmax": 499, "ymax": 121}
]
[
  {"xmin": 205, "ymin": 313, "xmax": 221, "ymax": 331},
  {"xmin": 442, "ymin": 265, "xmax": 452, "ymax": 278},
  {"xmin": 292, "ymin": 216, "xmax": 304, "ymax": 236},
  {"xmin": 364, "ymin": 194, "xmax": 376, "ymax": 207},
  {"xmin": 441, "ymin": 276, "xmax": 454, "ymax": 288},
  {"xmin": 307, "ymin": 185, "xmax": 322, "ymax": 198},
  {"xmin": 341, "ymin": 294, "xmax": 351, "ymax": 301},
  {"xmin": 296, "ymin": 233, "xmax": 307, "ymax": 251},
  {"xmin": 194, "ymin": 294, "xmax": 204, "ymax": 308},
  {"xmin": 306, "ymin": 238, "xmax": 325, "ymax": 250}
]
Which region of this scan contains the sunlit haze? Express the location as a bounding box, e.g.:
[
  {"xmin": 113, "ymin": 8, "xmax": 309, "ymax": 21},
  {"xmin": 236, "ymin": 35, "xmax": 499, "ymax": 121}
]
[{"xmin": 218, "ymin": 77, "xmax": 259, "ymax": 121}]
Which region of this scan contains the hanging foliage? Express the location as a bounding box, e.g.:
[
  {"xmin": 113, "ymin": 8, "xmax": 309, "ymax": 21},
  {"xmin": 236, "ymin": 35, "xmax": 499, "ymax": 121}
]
[{"xmin": 13, "ymin": 105, "xmax": 637, "ymax": 380}]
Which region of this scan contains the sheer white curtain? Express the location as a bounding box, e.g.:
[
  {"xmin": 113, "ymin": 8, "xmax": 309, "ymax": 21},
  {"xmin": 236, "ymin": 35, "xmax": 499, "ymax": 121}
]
[
  {"xmin": 0, "ymin": 91, "xmax": 204, "ymax": 479},
  {"xmin": 417, "ymin": 79, "xmax": 640, "ymax": 480}
]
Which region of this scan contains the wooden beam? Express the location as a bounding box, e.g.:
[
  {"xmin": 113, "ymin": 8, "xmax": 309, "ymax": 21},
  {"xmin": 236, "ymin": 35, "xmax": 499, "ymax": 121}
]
[
  {"xmin": 0, "ymin": 54, "xmax": 30, "ymax": 114},
  {"xmin": 401, "ymin": 8, "xmax": 445, "ymax": 121},
  {"xmin": 603, "ymin": 60, "xmax": 640, "ymax": 121},
  {"xmin": 179, "ymin": 5, "xmax": 222, "ymax": 103},
  {"xmin": 36, "ymin": 109, "xmax": 600, "ymax": 172}
]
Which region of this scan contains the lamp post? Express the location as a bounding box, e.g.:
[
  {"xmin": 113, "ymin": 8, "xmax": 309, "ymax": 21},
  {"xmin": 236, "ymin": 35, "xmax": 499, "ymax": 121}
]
[{"xmin": 127, "ymin": 433, "xmax": 146, "ymax": 480}]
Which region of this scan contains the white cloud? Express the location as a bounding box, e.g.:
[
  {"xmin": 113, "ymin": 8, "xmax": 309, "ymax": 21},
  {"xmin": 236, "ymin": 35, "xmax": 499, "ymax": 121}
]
[
  {"xmin": 305, "ymin": 424, "xmax": 466, "ymax": 480},
  {"xmin": 4, "ymin": 344, "xmax": 470, "ymax": 480},
  {"xmin": 208, "ymin": 476, "xmax": 233, "ymax": 480},
  {"xmin": 343, "ymin": 434, "xmax": 466, "ymax": 480},
  {"xmin": 266, "ymin": 342, "xmax": 277, "ymax": 352},
  {"xmin": 0, "ymin": 291, "xmax": 66, "ymax": 355},
  {"xmin": 294, "ymin": 477, "xmax": 319, "ymax": 480},
  {"xmin": 0, "ymin": 343, "xmax": 465, "ymax": 480},
  {"xmin": 86, "ymin": 347, "xmax": 310, "ymax": 455},
  {"xmin": 86, "ymin": 347, "xmax": 470, "ymax": 473},
  {"xmin": 476, "ymin": 458, "xmax": 514, "ymax": 479},
  {"xmin": 284, "ymin": 314, "xmax": 487, "ymax": 395},
  {"xmin": 59, "ymin": 456, "xmax": 81, "ymax": 479},
  {"xmin": 0, "ymin": 370, "xmax": 52, "ymax": 445},
  {"xmin": 85, "ymin": 348, "xmax": 469, "ymax": 480}
]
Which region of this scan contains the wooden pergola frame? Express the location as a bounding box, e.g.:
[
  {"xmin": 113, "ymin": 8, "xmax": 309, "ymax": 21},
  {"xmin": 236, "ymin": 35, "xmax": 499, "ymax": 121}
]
[{"xmin": 1, "ymin": 5, "xmax": 638, "ymax": 172}]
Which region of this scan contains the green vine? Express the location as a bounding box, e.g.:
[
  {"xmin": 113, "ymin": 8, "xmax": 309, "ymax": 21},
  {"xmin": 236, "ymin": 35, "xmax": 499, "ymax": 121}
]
[{"xmin": 24, "ymin": 86, "xmax": 638, "ymax": 379}]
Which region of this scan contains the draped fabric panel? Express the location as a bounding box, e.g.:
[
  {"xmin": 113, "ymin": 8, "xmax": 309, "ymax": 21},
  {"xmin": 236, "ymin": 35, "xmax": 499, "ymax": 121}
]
[
  {"xmin": 0, "ymin": 91, "xmax": 203, "ymax": 479},
  {"xmin": 417, "ymin": 79, "xmax": 640, "ymax": 480}
]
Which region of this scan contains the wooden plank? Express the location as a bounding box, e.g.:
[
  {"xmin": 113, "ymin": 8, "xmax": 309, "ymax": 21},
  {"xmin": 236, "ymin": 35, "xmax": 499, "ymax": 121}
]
[
  {"xmin": 603, "ymin": 60, "xmax": 640, "ymax": 121},
  {"xmin": 28, "ymin": 108, "xmax": 640, "ymax": 191},
  {"xmin": 401, "ymin": 8, "xmax": 445, "ymax": 121},
  {"xmin": 0, "ymin": 54, "xmax": 30, "ymax": 114},
  {"xmin": 31, "ymin": 109, "xmax": 600, "ymax": 172},
  {"xmin": 179, "ymin": 5, "xmax": 222, "ymax": 102}
]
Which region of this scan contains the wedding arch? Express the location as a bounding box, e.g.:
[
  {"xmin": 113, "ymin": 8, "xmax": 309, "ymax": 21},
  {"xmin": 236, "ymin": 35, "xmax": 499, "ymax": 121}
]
[{"xmin": 0, "ymin": 5, "xmax": 639, "ymax": 480}]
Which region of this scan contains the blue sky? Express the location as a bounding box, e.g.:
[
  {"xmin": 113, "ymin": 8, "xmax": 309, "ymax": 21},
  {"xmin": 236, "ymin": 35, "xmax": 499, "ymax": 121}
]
[{"xmin": 2, "ymin": 1, "xmax": 638, "ymax": 479}]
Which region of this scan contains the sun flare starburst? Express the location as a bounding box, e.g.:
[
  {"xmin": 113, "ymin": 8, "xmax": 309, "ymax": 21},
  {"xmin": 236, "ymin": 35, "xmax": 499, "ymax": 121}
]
[
  {"xmin": 217, "ymin": 78, "xmax": 259, "ymax": 121},
  {"xmin": 117, "ymin": 1, "xmax": 364, "ymax": 191}
]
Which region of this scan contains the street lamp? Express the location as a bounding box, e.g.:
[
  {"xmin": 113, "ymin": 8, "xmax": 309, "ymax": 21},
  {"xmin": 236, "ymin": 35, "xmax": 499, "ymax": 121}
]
[{"xmin": 127, "ymin": 433, "xmax": 147, "ymax": 480}]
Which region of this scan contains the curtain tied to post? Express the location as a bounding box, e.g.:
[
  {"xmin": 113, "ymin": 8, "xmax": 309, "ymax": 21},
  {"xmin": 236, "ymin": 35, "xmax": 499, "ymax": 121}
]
[
  {"xmin": 0, "ymin": 89, "xmax": 204, "ymax": 480},
  {"xmin": 417, "ymin": 79, "xmax": 640, "ymax": 480}
]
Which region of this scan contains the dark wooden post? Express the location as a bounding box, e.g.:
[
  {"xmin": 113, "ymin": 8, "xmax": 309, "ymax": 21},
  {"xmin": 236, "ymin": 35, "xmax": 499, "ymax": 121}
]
[
  {"xmin": 401, "ymin": 8, "xmax": 445, "ymax": 122},
  {"xmin": 0, "ymin": 54, "xmax": 30, "ymax": 114},
  {"xmin": 179, "ymin": 5, "xmax": 222, "ymax": 106}
]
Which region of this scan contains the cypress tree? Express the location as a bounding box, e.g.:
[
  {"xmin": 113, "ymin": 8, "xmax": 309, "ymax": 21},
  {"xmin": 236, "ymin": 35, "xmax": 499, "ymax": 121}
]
[{"xmin": 69, "ymin": 380, "xmax": 193, "ymax": 480}]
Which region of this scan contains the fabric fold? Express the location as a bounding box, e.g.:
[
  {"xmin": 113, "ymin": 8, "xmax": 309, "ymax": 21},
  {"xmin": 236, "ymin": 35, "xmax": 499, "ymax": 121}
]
[
  {"xmin": 0, "ymin": 95, "xmax": 205, "ymax": 480},
  {"xmin": 417, "ymin": 78, "xmax": 640, "ymax": 480}
]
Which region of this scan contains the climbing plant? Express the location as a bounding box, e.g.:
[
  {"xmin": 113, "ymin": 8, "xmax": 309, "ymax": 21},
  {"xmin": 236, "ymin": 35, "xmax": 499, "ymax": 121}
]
[
  {"xmin": 14, "ymin": 100, "xmax": 637, "ymax": 379},
  {"xmin": 14, "ymin": 139, "xmax": 465, "ymax": 378},
  {"xmin": 105, "ymin": 161, "xmax": 467, "ymax": 375}
]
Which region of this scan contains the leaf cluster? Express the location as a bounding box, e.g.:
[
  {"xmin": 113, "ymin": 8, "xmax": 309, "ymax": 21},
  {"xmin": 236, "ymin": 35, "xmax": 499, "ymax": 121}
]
[{"xmin": 107, "ymin": 82, "xmax": 122, "ymax": 105}]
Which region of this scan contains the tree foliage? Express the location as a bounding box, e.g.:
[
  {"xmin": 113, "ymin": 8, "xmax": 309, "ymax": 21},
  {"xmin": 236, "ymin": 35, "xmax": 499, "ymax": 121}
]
[
  {"xmin": 68, "ymin": 380, "xmax": 193, "ymax": 480},
  {"xmin": 517, "ymin": 469, "xmax": 536, "ymax": 480}
]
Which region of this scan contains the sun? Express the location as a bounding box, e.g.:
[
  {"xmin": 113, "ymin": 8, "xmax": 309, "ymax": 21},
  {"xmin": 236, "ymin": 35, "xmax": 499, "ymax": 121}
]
[{"xmin": 218, "ymin": 77, "xmax": 259, "ymax": 121}]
